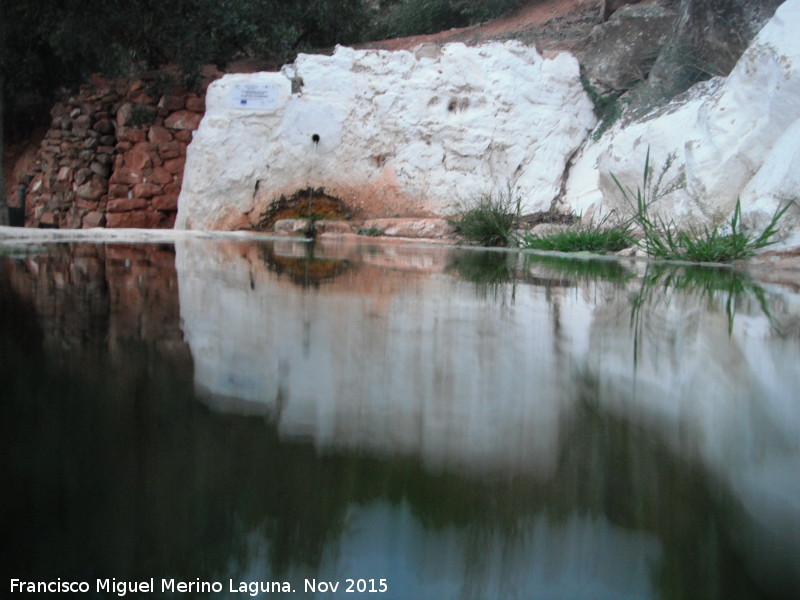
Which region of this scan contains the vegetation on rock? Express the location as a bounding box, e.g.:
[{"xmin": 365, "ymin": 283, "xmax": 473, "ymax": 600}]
[
  {"xmin": 612, "ymin": 148, "xmax": 794, "ymax": 262},
  {"xmin": 519, "ymin": 221, "xmax": 634, "ymax": 254},
  {"xmin": 453, "ymin": 145, "xmax": 792, "ymax": 263},
  {"xmin": 451, "ymin": 187, "xmax": 522, "ymax": 248}
]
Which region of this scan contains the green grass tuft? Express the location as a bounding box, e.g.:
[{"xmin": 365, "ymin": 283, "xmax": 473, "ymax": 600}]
[
  {"xmin": 612, "ymin": 147, "xmax": 794, "ymax": 262},
  {"xmin": 520, "ymin": 224, "xmax": 634, "ymax": 254},
  {"xmin": 451, "ymin": 188, "xmax": 521, "ymax": 247},
  {"xmin": 356, "ymin": 226, "xmax": 383, "ymax": 237}
]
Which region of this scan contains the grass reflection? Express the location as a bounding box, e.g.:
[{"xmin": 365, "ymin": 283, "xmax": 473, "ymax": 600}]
[
  {"xmin": 448, "ymin": 250, "xmax": 636, "ymax": 289},
  {"xmin": 522, "ymin": 252, "xmax": 635, "ymax": 284},
  {"xmin": 630, "ymin": 263, "xmax": 778, "ymax": 335},
  {"xmin": 448, "ymin": 250, "xmax": 518, "ymax": 284}
]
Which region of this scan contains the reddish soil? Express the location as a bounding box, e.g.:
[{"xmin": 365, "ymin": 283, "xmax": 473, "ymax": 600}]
[{"xmin": 359, "ymin": 0, "xmax": 603, "ymax": 54}]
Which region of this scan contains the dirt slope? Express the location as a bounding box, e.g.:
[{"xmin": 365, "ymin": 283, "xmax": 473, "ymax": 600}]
[{"xmin": 360, "ymin": 0, "xmax": 603, "ymax": 54}]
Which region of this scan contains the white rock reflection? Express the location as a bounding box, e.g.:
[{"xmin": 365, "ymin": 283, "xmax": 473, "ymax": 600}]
[
  {"xmin": 585, "ymin": 276, "xmax": 800, "ymax": 594},
  {"xmin": 175, "ymin": 239, "xmax": 800, "ymax": 595},
  {"xmin": 176, "ymin": 239, "xmax": 591, "ymax": 479}
]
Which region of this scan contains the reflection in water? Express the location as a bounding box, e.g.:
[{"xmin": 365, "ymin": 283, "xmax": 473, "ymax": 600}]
[
  {"xmin": 630, "ymin": 263, "xmax": 781, "ymax": 336},
  {"xmin": 2, "ymin": 240, "xmax": 799, "ymax": 600}
]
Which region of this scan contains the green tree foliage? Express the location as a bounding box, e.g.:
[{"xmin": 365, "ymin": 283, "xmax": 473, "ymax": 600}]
[
  {"xmin": 373, "ymin": 0, "xmax": 527, "ymax": 38},
  {"xmin": 2, "ymin": 0, "xmax": 526, "ymax": 102},
  {"xmin": 1, "ymin": 0, "xmax": 389, "ymax": 98}
]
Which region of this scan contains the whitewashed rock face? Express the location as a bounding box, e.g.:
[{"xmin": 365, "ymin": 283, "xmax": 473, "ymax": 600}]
[
  {"xmin": 176, "ymin": 42, "xmax": 596, "ymax": 230},
  {"xmin": 566, "ymin": 0, "xmax": 800, "ymax": 247}
]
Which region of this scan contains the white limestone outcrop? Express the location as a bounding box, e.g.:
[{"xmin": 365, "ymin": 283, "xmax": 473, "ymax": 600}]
[
  {"xmin": 176, "ymin": 42, "xmax": 596, "ymax": 230},
  {"xmin": 566, "ymin": 0, "xmax": 800, "ymax": 246}
]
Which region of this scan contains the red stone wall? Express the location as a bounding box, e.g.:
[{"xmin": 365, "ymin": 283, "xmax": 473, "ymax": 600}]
[{"xmin": 22, "ymin": 70, "xmax": 215, "ymax": 229}]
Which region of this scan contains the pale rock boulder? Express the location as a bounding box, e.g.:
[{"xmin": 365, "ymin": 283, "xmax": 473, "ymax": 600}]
[
  {"xmin": 177, "ymin": 42, "xmax": 596, "ymax": 230},
  {"xmin": 566, "ymin": 0, "xmax": 800, "ymax": 248},
  {"xmin": 739, "ymin": 118, "xmax": 800, "ymax": 248}
]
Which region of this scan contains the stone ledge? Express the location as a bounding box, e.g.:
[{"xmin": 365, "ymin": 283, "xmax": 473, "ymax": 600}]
[{"xmin": 362, "ymin": 218, "xmax": 455, "ymax": 239}]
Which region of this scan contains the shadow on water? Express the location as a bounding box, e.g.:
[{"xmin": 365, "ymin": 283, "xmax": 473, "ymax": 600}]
[{"xmin": 1, "ymin": 241, "xmax": 798, "ymax": 600}]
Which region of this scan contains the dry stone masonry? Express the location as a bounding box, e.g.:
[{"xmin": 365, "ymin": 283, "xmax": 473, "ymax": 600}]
[{"xmin": 23, "ymin": 72, "xmax": 209, "ymax": 229}]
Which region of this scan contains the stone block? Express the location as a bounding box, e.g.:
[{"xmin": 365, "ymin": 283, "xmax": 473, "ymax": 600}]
[
  {"xmin": 74, "ymin": 168, "xmax": 93, "ymax": 186},
  {"xmin": 117, "ymin": 125, "xmax": 147, "ymax": 143},
  {"xmin": 158, "ymin": 141, "xmax": 185, "ymax": 160},
  {"xmin": 273, "ymin": 219, "xmax": 313, "ymax": 235},
  {"xmin": 159, "ymin": 95, "xmax": 186, "ymax": 112},
  {"xmin": 163, "ymin": 182, "xmax": 182, "ymax": 195},
  {"xmin": 93, "ymin": 119, "xmax": 115, "ymax": 134},
  {"xmin": 108, "ymin": 197, "xmax": 148, "ymax": 212},
  {"xmin": 76, "ymin": 176, "xmax": 108, "ymax": 201},
  {"xmin": 108, "ymin": 183, "xmax": 130, "ymax": 197},
  {"xmin": 90, "ymin": 161, "xmax": 111, "ymax": 178},
  {"xmin": 148, "ymin": 125, "xmax": 173, "ymax": 144},
  {"xmin": 106, "ymin": 211, "xmax": 166, "ymax": 228},
  {"xmin": 173, "ymin": 130, "xmax": 193, "ymax": 143},
  {"xmin": 163, "ymin": 157, "xmax": 186, "ymax": 174},
  {"xmin": 186, "ymin": 96, "xmax": 205, "ymax": 112},
  {"xmin": 164, "ymin": 110, "xmax": 202, "ymax": 130},
  {"xmin": 148, "ymin": 167, "xmax": 174, "ymax": 185},
  {"xmin": 133, "ymin": 182, "xmax": 162, "ymax": 198},
  {"xmin": 315, "ymin": 220, "xmax": 355, "ymax": 234},
  {"xmin": 363, "ymin": 218, "xmax": 455, "ymax": 239},
  {"xmin": 73, "ymin": 114, "xmax": 92, "ymax": 131},
  {"xmin": 110, "ymin": 166, "xmax": 143, "ymax": 185},
  {"xmin": 125, "ymin": 148, "xmax": 153, "ymax": 171},
  {"xmin": 82, "ymin": 211, "xmax": 106, "ymax": 228},
  {"xmin": 116, "ymin": 103, "xmax": 133, "ymax": 127},
  {"xmin": 151, "ymin": 195, "xmax": 179, "ymax": 211},
  {"xmin": 96, "ymin": 152, "xmax": 114, "ymax": 166},
  {"xmin": 75, "ymin": 198, "xmax": 100, "ymax": 211},
  {"xmin": 57, "ymin": 166, "xmax": 72, "ymax": 181},
  {"xmin": 40, "ymin": 212, "xmax": 57, "ymax": 227}
]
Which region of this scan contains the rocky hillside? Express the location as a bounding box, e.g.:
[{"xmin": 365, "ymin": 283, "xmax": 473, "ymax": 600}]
[{"xmin": 6, "ymin": 0, "xmax": 797, "ymax": 248}]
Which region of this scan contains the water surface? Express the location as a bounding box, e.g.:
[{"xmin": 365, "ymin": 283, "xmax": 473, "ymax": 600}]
[{"xmin": 2, "ymin": 239, "xmax": 798, "ymax": 600}]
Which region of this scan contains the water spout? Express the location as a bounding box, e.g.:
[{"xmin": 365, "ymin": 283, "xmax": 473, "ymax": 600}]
[{"xmin": 307, "ymin": 134, "xmax": 320, "ymax": 219}]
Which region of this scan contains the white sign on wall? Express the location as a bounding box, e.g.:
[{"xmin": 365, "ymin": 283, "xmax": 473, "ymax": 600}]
[{"xmin": 229, "ymin": 82, "xmax": 284, "ymax": 110}]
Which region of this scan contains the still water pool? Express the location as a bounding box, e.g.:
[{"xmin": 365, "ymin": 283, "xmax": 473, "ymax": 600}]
[{"xmin": 1, "ymin": 238, "xmax": 798, "ymax": 600}]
